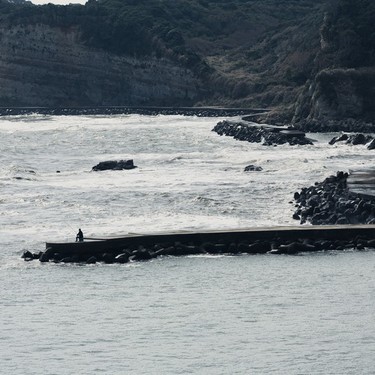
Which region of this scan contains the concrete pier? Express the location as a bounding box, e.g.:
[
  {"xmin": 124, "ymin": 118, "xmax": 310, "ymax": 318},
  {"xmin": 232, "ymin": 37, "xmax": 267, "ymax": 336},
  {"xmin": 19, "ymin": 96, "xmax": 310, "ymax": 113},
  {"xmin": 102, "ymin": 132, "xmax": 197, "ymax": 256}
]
[
  {"xmin": 39, "ymin": 225, "xmax": 375, "ymax": 261},
  {"xmin": 49, "ymin": 224, "xmax": 375, "ymax": 246}
]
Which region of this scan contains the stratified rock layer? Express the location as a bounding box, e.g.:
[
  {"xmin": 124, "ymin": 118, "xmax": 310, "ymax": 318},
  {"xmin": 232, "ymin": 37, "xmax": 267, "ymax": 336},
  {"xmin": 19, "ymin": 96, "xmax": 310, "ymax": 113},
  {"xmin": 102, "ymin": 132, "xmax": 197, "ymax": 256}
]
[{"xmin": 0, "ymin": 24, "xmax": 202, "ymax": 107}]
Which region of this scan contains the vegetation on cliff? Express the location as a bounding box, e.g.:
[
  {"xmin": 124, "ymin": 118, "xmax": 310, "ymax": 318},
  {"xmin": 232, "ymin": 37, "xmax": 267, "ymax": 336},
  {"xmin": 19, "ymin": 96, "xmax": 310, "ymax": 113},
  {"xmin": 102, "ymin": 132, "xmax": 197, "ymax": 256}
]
[{"xmin": 0, "ymin": 0, "xmax": 374, "ymax": 125}]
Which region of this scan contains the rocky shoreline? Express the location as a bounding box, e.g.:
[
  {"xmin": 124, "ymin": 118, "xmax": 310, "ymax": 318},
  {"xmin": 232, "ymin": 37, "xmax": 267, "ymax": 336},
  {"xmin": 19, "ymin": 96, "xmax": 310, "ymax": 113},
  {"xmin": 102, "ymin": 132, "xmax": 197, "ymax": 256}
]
[{"xmin": 293, "ymin": 171, "xmax": 375, "ymax": 225}]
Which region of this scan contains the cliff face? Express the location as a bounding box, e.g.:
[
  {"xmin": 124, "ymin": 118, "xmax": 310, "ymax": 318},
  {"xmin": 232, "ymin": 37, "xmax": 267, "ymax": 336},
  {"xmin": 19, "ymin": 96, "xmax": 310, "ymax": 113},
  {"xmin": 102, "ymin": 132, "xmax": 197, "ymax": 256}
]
[
  {"xmin": 294, "ymin": 68, "xmax": 375, "ymax": 122},
  {"xmin": 292, "ymin": 0, "xmax": 375, "ymax": 125},
  {"xmin": 0, "ymin": 24, "xmax": 203, "ymax": 107},
  {"xmin": 0, "ymin": 0, "xmax": 329, "ymax": 109}
]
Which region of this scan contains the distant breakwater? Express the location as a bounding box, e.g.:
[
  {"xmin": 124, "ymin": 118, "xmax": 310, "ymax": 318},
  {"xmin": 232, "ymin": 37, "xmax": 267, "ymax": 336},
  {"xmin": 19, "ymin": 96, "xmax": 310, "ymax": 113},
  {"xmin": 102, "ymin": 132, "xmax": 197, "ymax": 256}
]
[{"xmin": 0, "ymin": 106, "xmax": 268, "ymax": 117}]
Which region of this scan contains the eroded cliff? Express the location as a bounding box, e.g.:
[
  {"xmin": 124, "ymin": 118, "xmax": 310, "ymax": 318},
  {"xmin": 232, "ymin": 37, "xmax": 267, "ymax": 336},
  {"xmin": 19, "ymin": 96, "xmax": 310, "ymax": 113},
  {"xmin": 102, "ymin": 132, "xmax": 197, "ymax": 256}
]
[
  {"xmin": 291, "ymin": 0, "xmax": 375, "ymax": 127},
  {"xmin": 0, "ymin": 24, "xmax": 203, "ymax": 106}
]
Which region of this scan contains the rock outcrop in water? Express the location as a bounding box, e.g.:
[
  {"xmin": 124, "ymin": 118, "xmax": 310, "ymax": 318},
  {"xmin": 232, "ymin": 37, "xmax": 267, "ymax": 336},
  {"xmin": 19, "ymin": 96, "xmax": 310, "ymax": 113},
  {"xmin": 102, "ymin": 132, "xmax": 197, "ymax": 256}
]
[
  {"xmin": 213, "ymin": 120, "xmax": 313, "ymax": 146},
  {"xmin": 244, "ymin": 165, "xmax": 263, "ymax": 172},
  {"xmin": 92, "ymin": 160, "xmax": 137, "ymax": 171},
  {"xmin": 293, "ymin": 171, "xmax": 375, "ymax": 225},
  {"xmin": 328, "ymin": 133, "xmax": 375, "ymax": 149}
]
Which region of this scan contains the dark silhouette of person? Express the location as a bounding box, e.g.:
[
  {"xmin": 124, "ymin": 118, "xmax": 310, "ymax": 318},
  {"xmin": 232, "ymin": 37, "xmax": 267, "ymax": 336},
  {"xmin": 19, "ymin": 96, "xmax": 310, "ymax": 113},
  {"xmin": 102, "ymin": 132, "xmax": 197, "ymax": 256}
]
[{"xmin": 76, "ymin": 228, "xmax": 84, "ymax": 242}]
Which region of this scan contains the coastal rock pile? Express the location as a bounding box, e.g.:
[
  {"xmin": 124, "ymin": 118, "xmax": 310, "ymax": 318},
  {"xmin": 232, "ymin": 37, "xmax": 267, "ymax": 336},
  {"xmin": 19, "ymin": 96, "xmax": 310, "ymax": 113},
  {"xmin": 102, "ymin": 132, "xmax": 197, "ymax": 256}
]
[
  {"xmin": 293, "ymin": 171, "xmax": 375, "ymax": 225},
  {"xmin": 329, "ymin": 133, "xmax": 374, "ymax": 149},
  {"xmin": 213, "ymin": 121, "xmax": 313, "ymax": 146},
  {"xmin": 92, "ymin": 159, "xmax": 137, "ymax": 171},
  {"xmin": 21, "ymin": 247, "xmax": 155, "ymax": 264}
]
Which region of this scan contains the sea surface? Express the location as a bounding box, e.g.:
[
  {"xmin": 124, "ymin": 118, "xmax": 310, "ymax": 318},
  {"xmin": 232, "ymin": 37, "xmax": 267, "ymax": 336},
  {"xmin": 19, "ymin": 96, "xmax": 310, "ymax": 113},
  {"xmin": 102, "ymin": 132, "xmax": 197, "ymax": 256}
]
[{"xmin": 0, "ymin": 114, "xmax": 374, "ymax": 374}]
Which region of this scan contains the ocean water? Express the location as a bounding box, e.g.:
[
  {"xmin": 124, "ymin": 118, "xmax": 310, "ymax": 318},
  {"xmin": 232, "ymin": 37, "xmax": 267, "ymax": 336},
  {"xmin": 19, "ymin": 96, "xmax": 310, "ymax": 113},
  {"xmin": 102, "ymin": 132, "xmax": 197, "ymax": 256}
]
[{"xmin": 0, "ymin": 114, "xmax": 374, "ymax": 374}]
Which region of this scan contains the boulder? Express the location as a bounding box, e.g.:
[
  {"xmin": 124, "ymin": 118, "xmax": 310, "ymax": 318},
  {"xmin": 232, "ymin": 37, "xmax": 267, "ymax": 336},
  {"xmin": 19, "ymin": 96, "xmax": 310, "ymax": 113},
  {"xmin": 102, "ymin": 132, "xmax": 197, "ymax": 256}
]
[
  {"xmin": 208, "ymin": 243, "xmax": 227, "ymax": 254},
  {"xmin": 39, "ymin": 253, "xmax": 50, "ymax": 262},
  {"xmin": 130, "ymin": 249, "xmax": 152, "ymax": 261},
  {"xmin": 86, "ymin": 256, "xmax": 97, "ymax": 264},
  {"xmin": 351, "ymin": 133, "xmax": 370, "ymax": 145},
  {"xmin": 21, "ymin": 250, "xmax": 34, "ymax": 261},
  {"xmin": 92, "ymin": 159, "xmax": 137, "ymax": 171},
  {"xmin": 115, "ymin": 253, "xmax": 130, "ymax": 264},
  {"xmin": 329, "ymin": 133, "xmax": 349, "ymax": 145},
  {"xmin": 154, "ymin": 246, "xmax": 176, "ymax": 257},
  {"xmin": 244, "ymin": 165, "xmax": 263, "ymax": 172},
  {"xmin": 274, "ymin": 241, "xmax": 316, "ymax": 254},
  {"xmin": 102, "ymin": 253, "xmax": 116, "ymax": 264},
  {"xmin": 246, "ymin": 242, "xmax": 271, "ymax": 254}
]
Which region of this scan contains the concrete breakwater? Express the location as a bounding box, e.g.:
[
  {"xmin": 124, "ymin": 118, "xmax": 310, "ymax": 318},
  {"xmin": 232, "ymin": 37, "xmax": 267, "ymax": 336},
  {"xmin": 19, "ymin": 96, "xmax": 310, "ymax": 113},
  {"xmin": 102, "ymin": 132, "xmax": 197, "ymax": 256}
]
[
  {"xmin": 21, "ymin": 225, "xmax": 375, "ymax": 264},
  {"xmin": 212, "ymin": 120, "xmax": 313, "ymax": 146}
]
